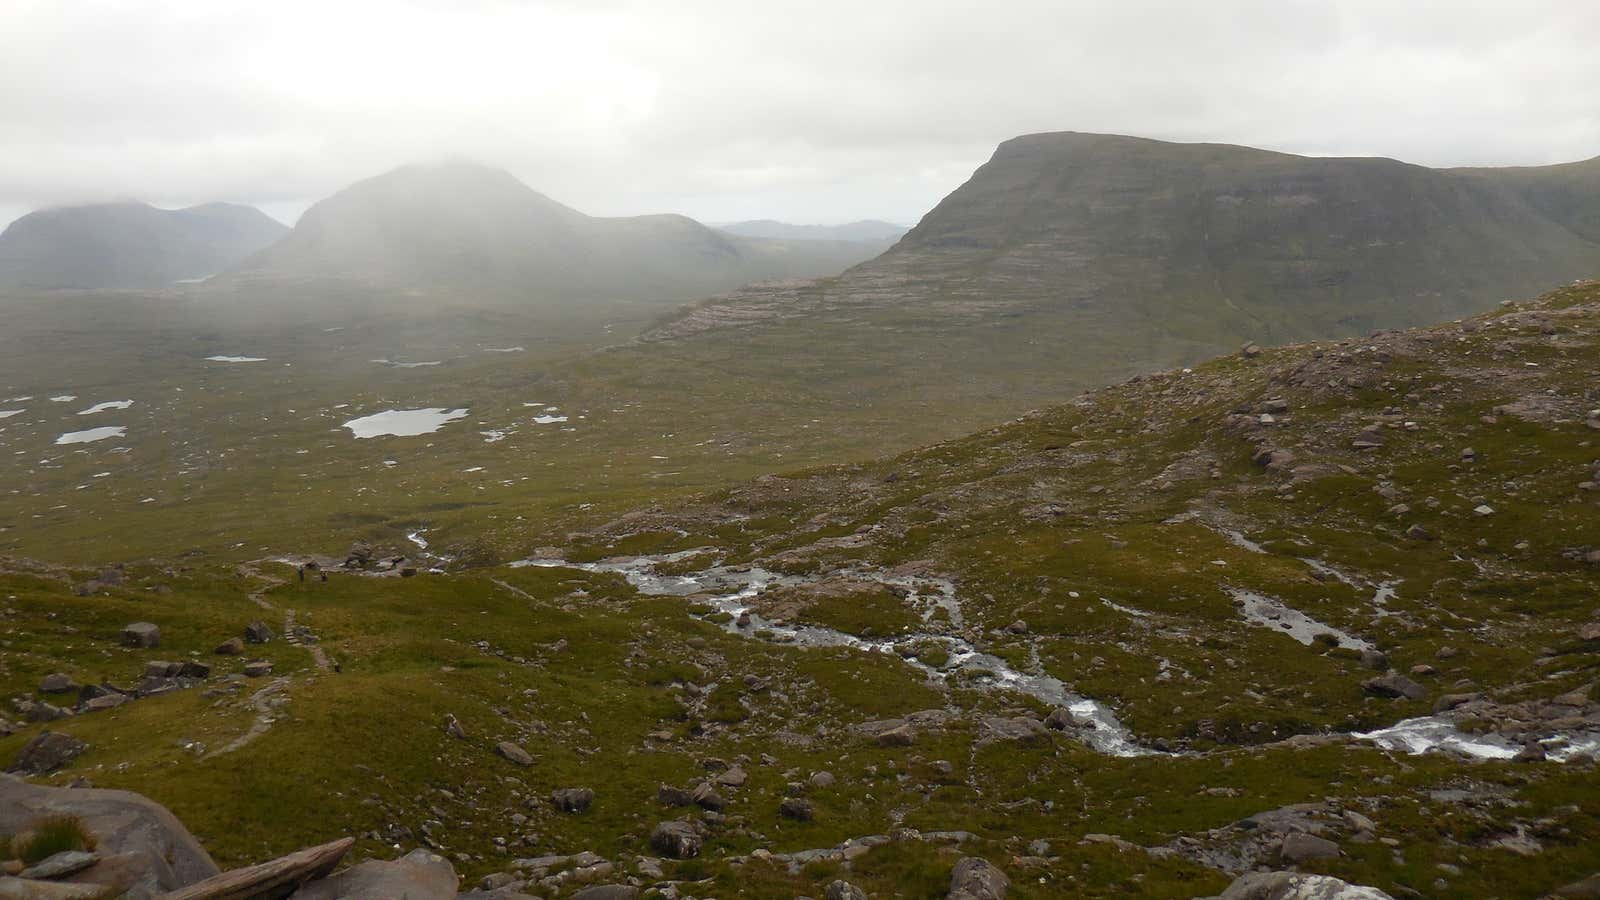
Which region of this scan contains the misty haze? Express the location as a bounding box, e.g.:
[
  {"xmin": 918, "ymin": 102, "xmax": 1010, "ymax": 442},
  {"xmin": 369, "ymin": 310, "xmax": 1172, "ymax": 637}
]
[{"xmin": 1, "ymin": 2, "xmax": 1598, "ymax": 899}]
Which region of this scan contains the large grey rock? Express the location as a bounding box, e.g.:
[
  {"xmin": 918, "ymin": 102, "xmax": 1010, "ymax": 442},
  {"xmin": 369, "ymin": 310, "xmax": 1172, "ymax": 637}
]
[
  {"xmin": 1212, "ymin": 871, "xmax": 1394, "ymax": 899},
  {"xmin": 875, "ymin": 724, "xmax": 916, "ymax": 746},
  {"xmin": 0, "ymin": 877, "xmax": 110, "ymax": 898},
  {"xmin": 948, "ymin": 856, "xmax": 1009, "ymax": 899},
  {"xmin": 650, "ymin": 820, "xmax": 701, "ymax": 859},
  {"xmin": 570, "ymin": 887, "xmax": 639, "ymax": 900},
  {"xmin": 496, "ymin": 741, "xmax": 534, "ymax": 766},
  {"xmin": 977, "ymin": 716, "xmax": 1050, "ymax": 744},
  {"xmin": 38, "ymin": 673, "xmax": 80, "ymax": 695},
  {"xmin": 0, "ymin": 775, "xmax": 219, "ymax": 894},
  {"xmin": 826, "ymin": 881, "xmax": 869, "ymax": 900},
  {"xmin": 244, "ymin": 621, "xmax": 273, "ymax": 644},
  {"xmin": 779, "ymin": 797, "xmax": 814, "ymax": 821},
  {"xmin": 289, "ymin": 847, "xmax": 457, "ymax": 900},
  {"xmin": 18, "ymin": 850, "xmax": 98, "ymax": 879},
  {"xmin": 551, "ymin": 787, "xmax": 594, "ymax": 813},
  {"xmin": 1280, "ymin": 832, "xmax": 1340, "ymax": 863},
  {"xmin": 1552, "ymin": 873, "xmax": 1600, "ymax": 898},
  {"xmin": 1362, "ymin": 674, "xmax": 1426, "ymax": 700},
  {"xmin": 168, "ymin": 837, "xmax": 353, "ymax": 899},
  {"xmin": 120, "ymin": 623, "xmax": 160, "ymax": 648},
  {"xmin": 7, "ymin": 731, "xmax": 87, "ymax": 774}
]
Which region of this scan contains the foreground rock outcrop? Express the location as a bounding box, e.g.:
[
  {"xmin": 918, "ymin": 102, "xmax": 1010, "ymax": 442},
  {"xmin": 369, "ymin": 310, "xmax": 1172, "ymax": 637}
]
[
  {"xmin": 0, "ymin": 775, "xmax": 219, "ymax": 896},
  {"xmin": 0, "ymin": 778, "xmax": 465, "ymax": 899}
]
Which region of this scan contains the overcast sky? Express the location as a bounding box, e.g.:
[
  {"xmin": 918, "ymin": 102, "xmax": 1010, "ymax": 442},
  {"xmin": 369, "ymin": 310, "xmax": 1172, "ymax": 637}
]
[{"xmin": 2, "ymin": 0, "xmax": 1597, "ymax": 230}]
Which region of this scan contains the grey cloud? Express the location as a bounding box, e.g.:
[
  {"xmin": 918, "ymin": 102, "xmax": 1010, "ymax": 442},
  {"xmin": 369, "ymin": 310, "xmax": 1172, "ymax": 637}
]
[{"xmin": 1, "ymin": 0, "xmax": 1595, "ymax": 227}]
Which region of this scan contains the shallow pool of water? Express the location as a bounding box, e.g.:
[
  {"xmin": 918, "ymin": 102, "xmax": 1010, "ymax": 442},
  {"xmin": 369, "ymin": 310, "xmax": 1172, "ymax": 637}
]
[
  {"xmin": 78, "ymin": 400, "xmax": 133, "ymax": 415},
  {"xmin": 55, "ymin": 426, "xmax": 127, "ymax": 445},
  {"xmin": 342, "ymin": 408, "xmax": 469, "ymax": 438}
]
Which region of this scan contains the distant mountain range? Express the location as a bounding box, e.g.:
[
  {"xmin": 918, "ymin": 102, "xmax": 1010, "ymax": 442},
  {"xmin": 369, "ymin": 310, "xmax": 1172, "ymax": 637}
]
[
  {"xmin": 0, "ymin": 165, "xmax": 892, "ymax": 300},
  {"xmin": 0, "ymin": 202, "xmax": 286, "ymax": 290},
  {"xmin": 647, "ymin": 132, "xmax": 1600, "ymax": 395},
  {"xmin": 230, "ymin": 163, "xmax": 885, "ymax": 302},
  {"xmin": 715, "ymin": 219, "xmax": 908, "ymax": 243}
]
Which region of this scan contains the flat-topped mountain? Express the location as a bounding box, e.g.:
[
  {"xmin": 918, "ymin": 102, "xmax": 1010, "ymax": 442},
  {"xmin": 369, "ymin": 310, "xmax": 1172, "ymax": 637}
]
[
  {"xmin": 643, "ymin": 131, "xmax": 1600, "ymax": 421},
  {"xmin": 860, "ymin": 131, "xmax": 1600, "ymax": 334},
  {"xmin": 233, "ymin": 162, "xmax": 882, "ymax": 302},
  {"xmin": 0, "ymin": 202, "xmax": 287, "ymax": 291}
]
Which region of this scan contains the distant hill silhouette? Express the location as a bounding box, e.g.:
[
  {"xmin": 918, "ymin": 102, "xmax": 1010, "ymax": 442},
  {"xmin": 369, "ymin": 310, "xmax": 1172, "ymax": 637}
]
[
  {"xmin": 233, "ymin": 162, "xmax": 882, "ymax": 302},
  {"xmin": 0, "ymin": 202, "xmax": 287, "ymax": 290}
]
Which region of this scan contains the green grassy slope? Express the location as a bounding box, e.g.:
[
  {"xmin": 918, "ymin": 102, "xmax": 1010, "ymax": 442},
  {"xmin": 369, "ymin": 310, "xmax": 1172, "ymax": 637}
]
[{"xmin": 4, "ymin": 283, "xmax": 1598, "ymax": 898}]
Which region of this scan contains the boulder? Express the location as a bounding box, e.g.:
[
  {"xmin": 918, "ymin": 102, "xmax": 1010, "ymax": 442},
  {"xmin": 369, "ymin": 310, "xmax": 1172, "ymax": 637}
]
[
  {"xmin": 1552, "ymin": 874, "xmax": 1600, "ymax": 898},
  {"xmin": 1279, "ymin": 832, "xmax": 1340, "ymax": 863},
  {"xmin": 826, "ymin": 881, "xmax": 869, "ymax": 900},
  {"xmin": 948, "ymin": 856, "xmax": 1009, "ymax": 900},
  {"xmin": 1362, "ymin": 674, "xmax": 1426, "ymax": 700},
  {"xmin": 288, "ymin": 847, "xmax": 456, "ymax": 900},
  {"xmin": 345, "ymin": 541, "xmax": 374, "ymax": 569},
  {"xmin": 0, "ymin": 775, "xmax": 220, "ymax": 893},
  {"xmin": 19, "ymin": 701, "xmax": 70, "ymax": 723},
  {"xmin": 656, "ymin": 784, "xmax": 692, "ymax": 807},
  {"xmin": 649, "ymin": 821, "xmax": 701, "ymax": 859},
  {"xmin": 1402, "ymin": 524, "xmax": 1433, "ymax": 541},
  {"xmin": 978, "ymin": 716, "xmax": 1049, "ymax": 745},
  {"xmin": 809, "ymin": 771, "xmax": 836, "ymax": 789},
  {"xmin": 243, "ymin": 661, "xmax": 273, "ymax": 678},
  {"xmin": 1358, "ymin": 650, "xmax": 1389, "ymax": 672},
  {"xmin": 18, "ymin": 850, "xmax": 98, "ymax": 879},
  {"xmin": 243, "ymin": 622, "xmax": 273, "ymax": 644},
  {"xmin": 570, "ymin": 887, "xmax": 639, "ymax": 900},
  {"xmin": 875, "ymin": 724, "xmax": 916, "ymax": 747},
  {"xmin": 550, "ymin": 788, "xmax": 594, "ymax": 813},
  {"xmin": 7, "ymin": 732, "xmax": 87, "ymax": 774},
  {"xmin": 495, "ymin": 742, "xmax": 534, "ymax": 767},
  {"xmin": 689, "ymin": 782, "xmax": 726, "ymax": 812},
  {"xmin": 120, "ymin": 623, "xmax": 160, "ymax": 648},
  {"xmin": 82, "ymin": 694, "xmax": 128, "ymax": 713},
  {"xmin": 178, "ymin": 661, "xmax": 210, "ymax": 679},
  {"xmin": 38, "ymin": 673, "xmax": 80, "ymax": 695},
  {"xmin": 214, "ymin": 638, "xmax": 244, "ymax": 656},
  {"xmin": 0, "ymin": 877, "xmax": 109, "ymax": 898},
  {"xmin": 779, "ymin": 797, "xmax": 814, "ymax": 821},
  {"xmin": 164, "ymin": 837, "xmax": 353, "ymax": 899},
  {"xmin": 1211, "ymin": 871, "xmax": 1394, "ymax": 899}
]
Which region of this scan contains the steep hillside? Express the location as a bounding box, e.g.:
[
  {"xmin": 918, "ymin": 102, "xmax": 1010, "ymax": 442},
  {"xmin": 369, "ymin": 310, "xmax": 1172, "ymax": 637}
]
[
  {"xmin": 645, "ymin": 133, "xmax": 1600, "ymax": 417},
  {"xmin": 232, "ymin": 163, "xmax": 882, "ymax": 302},
  {"xmin": 0, "ymin": 202, "xmax": 287, "ymax": 290},
  {"xmin": 3, "ymin": 282, "xmax": 1598, "ymax": 899}
]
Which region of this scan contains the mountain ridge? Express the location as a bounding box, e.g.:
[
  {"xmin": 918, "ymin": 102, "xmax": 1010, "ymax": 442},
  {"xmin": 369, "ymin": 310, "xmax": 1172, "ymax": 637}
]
[
  {"xmin": 230, "ymin": 162, "xmax": 887, "ymax": 304},
  {"xmin": 0, "ymin": 201, "xmax": 287, "ymax": 291}
]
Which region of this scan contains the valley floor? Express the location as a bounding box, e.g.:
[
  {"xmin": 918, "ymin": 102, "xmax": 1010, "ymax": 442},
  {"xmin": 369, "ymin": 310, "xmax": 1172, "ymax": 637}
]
[{"xmin": 3, "ymin": 282, "xmax": 1600, "ymax": 896}]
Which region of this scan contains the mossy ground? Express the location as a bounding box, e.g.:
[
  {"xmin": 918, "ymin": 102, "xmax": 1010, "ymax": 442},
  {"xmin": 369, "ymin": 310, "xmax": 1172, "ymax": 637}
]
[{"xmin": 2, "ymin": 283, "xmax": 1599, "ymax": 896}]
